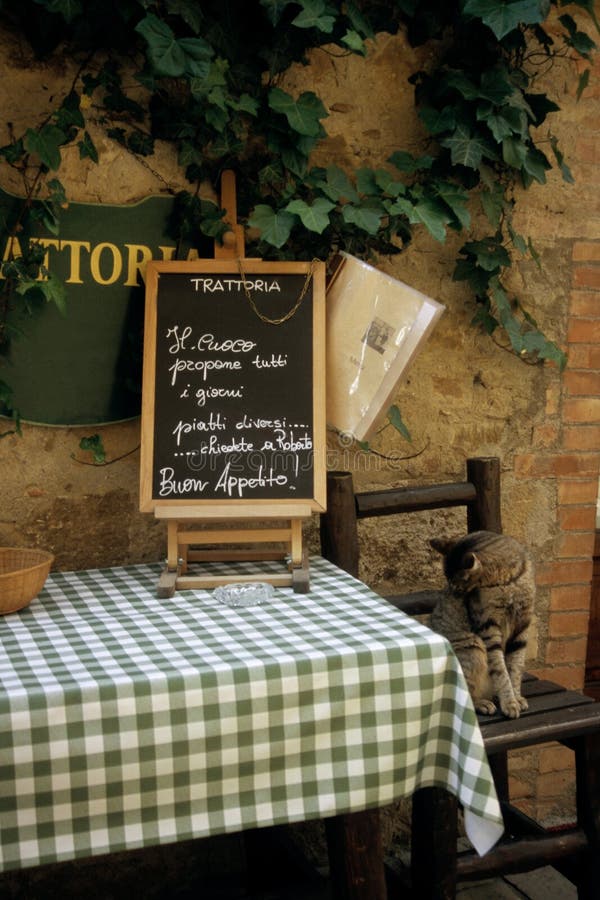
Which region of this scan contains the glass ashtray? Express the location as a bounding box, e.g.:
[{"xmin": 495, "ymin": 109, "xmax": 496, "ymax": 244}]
[{"xmin": 213, "ymin": 582, "xmax": 274, "ymax": 607}]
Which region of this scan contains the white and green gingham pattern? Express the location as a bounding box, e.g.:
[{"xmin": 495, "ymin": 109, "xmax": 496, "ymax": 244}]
[{"xmin": 0, "ymin": 556, "xmax": 503, "ymax": 871}]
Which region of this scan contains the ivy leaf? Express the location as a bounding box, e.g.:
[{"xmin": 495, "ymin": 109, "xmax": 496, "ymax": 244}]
[
  {"xmin": 502, "ymin": 135, "xmax": 528, "ymax": 168},
  {"xmin": 462, "ymin": 0, "xmax": 547, "ymax": 40},
  {"xmin": 411, "ymin": 197, "xmax": 451, "ymax": 242},
  {"xmin": 78, "ymin": 130, "xmax": 98, "ymax": 163},
  {"xmin": 440, "ymin": 124, "xmax": 491, "ymax": 168},
  {"xmin": 559, "ymin": 14, "xmax": 597, "ymax": 58},
  {"xmin": 205, "ymin": 105, "xmax": 229, "ymax": 131},
  {"xmin": 292, "ymin": 0, "xmax": 335, "ymax": 33},
  {"xmin": 508, "ymin": 223, "xmax": 528, "ymax": 254},
  {"xmin": 232, "ymin": 93, "xmax": 259, "ymax": 116},
  {"xmin": 24, "ymin": 125, "xmax": 66, "ymax": 170},
  {"xmin": 417, "ymin": 105, "xmax": 457, "ymax": 135},
  {"xmin": 285, "ymin": 197, "xmax": 334, "ymax": 233},
  {"xmin": 248, "ymin": 204, "xmax": 296, "ymax": 248},
  {"xmin": 434, "ymin": 181, "xmax": 471, "ymax": 229},
  {"xmin": 34, "ymin": 0, "xmax": 82, "ymax": 23},
  {"xmin": 198, "ymin": 202, "xmax": 227, "ymax": 240},
  {"xmin": 490, "ymin": 280, "xmax": 524, "ymax": 350},
  {"xmin": 521, "ymin": 330, "xmax": 566, "ymax": 369},
  {"xmin": 455, "ymin": 259, "xmax": 495, "ymax": 294},
  {"xmin": 388, "ymin": 149, "xmax": 435, "ymax": 172},
  {"xmin": 461, "ymin": 237, "xmax": 511, "ymax": 271},
  {"xmin": 443, "ymin": 70, "xmax": 480, "ymax": 100},
  {"xmin": 178, "ymin": 37, "xmax": 214, "ymax": 78},
  {"xmin": 55, "ymin": 90, "xmax": 85, "ymax": 131},
  {"xmin": 478, "ymin": 66, "xmax": 515, "ymax": 104},
  {"xmin": 388, "ymin": 404, "xmax": 411, "ymax": 441},
  {"xmin": 16, "ymin": 273, "xmax": 67, "ymax": 315},
  {"xmin": 135, "ymin": 14, "xmax": 212, "ymax": 78},
  {"xmin": 79, "ymin": 434, "xmax": 106, "ymax": 465},
  {"xmin": 483, "ymin": 105, "xmax": 528, "ymax": 142},
  {"xmin": 356, "ymin": 168, "xmax": 379, "ymax": 195},
  {"xmin": 166, "ymin": 0, "xmax": 204, "ymax": 33},
  {"xmin": 374, "ymin": 169, "xmax": 405, "ymax": 197},
  {"xmin": 345, "ymin": 0, "xmax": 374, "ymax": 39},
  {"xmin": 341, "ymin": 30, "xmax": 366, "ymax": 53},
  {"xmin": 268, "ymin": 88, "xmax": 328, "ymax": 136},
  {"xmin": 491, "ymin": 283, "xmax": 566, "ymax": 370},
  {"xmin": 528, "ymin": 237, "xmax": 541, "ymax": 268},
  {"xmin": 484, "ymin": 112, "xmax": 517, "ymax": 142},
  {"xmin": 314, "ymin": 165, "xmax": 359, "ymax": 202},
  {"xmin": 135, "ymin": 15, "xmax": 186, "ymax": 75},
  {"xmin": 280, "ymin": 145, "xmax": 310, "ymax": 179},
  {"xmin": 341, "ymin": 202, "xmax": 383, "ymax": 234},
  {"xmin": 385, "ymin": 196, "xmax": 416, "ymax": 220},
  {"xmin": 47, "ymin": 178, "xmax": 67, "ymax": 207},
  {"xmin": 549, "ymin": 136, "xmax": 574, "ymax": 183},
  {"xmin": 39, "ymin": 200, "xmax": 60, "ymax": 235},
  {"xmin": 472, "ymin": 302, "xmax": 499, "ymax": 334},
  {"xmin": 260, "ymin": 0, "xmax": 294, "ymax": 25},
  {"xmin": 0, "ymin": 138, "xmax": 24, "ymax": 165},
  {"xmin": 259, "ymin": 161, "xmax": 285, "ymax": 189},
  {"xmin": 522, "ymin": 146, "xmax": 551, "ymax": 183}
]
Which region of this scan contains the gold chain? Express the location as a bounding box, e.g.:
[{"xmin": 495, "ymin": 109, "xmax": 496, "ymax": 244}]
[{"xmin": 236, "ymin": 258, "xmax": 318, "ymax": 325}]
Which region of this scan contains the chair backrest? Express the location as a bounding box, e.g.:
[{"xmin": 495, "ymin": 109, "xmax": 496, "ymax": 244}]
[{"xmin": 319, "ymin": 456, "xmax": 502, "ymax": 616}]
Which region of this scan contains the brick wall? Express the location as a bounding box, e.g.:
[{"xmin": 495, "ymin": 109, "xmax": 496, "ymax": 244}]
[{"xmin": 510, "ymin": 241, "xmax": 600, "ymax": 822}]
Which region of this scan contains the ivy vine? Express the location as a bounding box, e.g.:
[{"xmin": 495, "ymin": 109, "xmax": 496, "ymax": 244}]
[{"xmin": 0, "ymin": 0, "xmax": 597, "ymax": 435}]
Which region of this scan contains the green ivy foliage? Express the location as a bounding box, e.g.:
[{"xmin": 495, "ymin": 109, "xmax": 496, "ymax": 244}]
[{"xmin": 0, "ymin": 0, "xmax": 598, "ymax": 421}]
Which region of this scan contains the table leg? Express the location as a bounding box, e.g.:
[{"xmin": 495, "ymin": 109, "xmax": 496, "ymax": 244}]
[
  {"xmin": 411, "ymin": 786, "xmax": 458, "ymax": 899},
  {"xmin": 325, "ymin": 808, "xmax": 387, "ymax": 899}
]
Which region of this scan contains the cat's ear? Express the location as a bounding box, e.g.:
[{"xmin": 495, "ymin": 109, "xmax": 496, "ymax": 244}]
[{"xmin": 430, "ymin": 537, "xmax": 456, "ymax": 556}]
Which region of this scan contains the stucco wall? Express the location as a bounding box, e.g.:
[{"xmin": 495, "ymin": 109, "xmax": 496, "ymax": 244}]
[{"xmin": 0, "ymin": 25, "xmax": 557, "ymax": 572}]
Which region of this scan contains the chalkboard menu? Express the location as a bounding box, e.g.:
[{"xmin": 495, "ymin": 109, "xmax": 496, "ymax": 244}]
[{"xmin": 140, "ymin": 260, "xmax": 326, "ymax": 514}]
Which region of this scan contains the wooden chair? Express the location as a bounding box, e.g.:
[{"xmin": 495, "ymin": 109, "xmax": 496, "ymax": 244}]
[{"xmin": 320, "ymin": 457, "xmax": 600, "ymax": 899}]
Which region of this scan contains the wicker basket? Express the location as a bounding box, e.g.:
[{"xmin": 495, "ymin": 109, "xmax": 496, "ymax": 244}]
[{"xmin": 0, "ymin": 548, "xmax": 54, "ymax": 614}]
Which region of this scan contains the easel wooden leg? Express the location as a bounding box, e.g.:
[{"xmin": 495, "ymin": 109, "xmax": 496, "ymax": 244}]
[
  {"xmin": 155, "ymin": 514, "xmax": 311, "ymax": 595},
  {"xmin": 158, "ymin": 519, "xmax": 181, "ymax": 598}
]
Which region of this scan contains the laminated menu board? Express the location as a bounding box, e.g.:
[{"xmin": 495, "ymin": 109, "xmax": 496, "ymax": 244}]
[
  {"xmin": 326, "ymin": 253, "xmax": 445, "ymax": 441},
  {"xmin": 140, "ymin": 259, "xmax": 326, "ymax": 513}
]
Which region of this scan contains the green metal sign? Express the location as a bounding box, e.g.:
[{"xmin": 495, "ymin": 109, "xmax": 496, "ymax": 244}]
[{"xmin": 0, "ymin": 190, "xmax": 203, "ymax": 425}]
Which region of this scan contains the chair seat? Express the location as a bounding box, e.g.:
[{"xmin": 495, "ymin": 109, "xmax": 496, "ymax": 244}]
[{"xmin": 481, "ymin": 674, "xmax": 600, "ymax": 753}]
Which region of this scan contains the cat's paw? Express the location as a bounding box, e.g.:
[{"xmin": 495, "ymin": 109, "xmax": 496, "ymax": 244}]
[
  {"xmin": 475, "ymin": 699, "xmax": 497, "ymax": 715},
  {"xmin": 516, "ymin": 695, "xmax": 529, "ymax": 712},
  {"xmin": 500, "ymin": 697, "xmax": 522, "ymax": 719}
]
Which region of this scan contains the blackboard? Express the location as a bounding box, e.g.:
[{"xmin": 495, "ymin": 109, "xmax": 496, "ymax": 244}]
[{"xmin": 140, "ymin": 260, "xmax": 326, "ymax": 514}]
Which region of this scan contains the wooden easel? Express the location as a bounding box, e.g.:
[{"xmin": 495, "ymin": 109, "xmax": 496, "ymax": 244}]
[{"xmin": 154, "ymin": 171, "xmax": 312, "ymax": 597}]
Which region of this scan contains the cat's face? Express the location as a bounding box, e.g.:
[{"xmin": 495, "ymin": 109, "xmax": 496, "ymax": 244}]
[{"xmin": 430, "ymin": 535, "xmax": 482, "ymax": 592}]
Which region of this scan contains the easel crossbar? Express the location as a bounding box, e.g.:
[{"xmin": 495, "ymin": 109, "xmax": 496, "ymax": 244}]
[{"xmin": 177, "ymin": 527, "xmax": 297, "ymax": 545}]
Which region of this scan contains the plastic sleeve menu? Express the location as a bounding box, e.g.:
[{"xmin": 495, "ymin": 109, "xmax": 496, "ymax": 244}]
[{"xmin": 139, "ymin": 260, "xmax": 326, "ymax": 512}]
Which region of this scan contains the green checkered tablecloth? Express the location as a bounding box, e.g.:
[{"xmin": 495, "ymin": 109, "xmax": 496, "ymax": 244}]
[{"xmin": 0, "ymin": 555, "xmax": 503, "ymax": 871}]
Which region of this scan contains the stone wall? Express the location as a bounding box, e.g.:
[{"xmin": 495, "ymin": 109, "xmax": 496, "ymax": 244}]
[{"xmin": 1, "ymin": 11, "xmax": 599, "ymax": 830}]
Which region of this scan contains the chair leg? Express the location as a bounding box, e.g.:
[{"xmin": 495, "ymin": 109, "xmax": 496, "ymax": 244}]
[
  {"xmin": 411, "ymin": 786, "xmax": 458, "ymax": 900},
  {"xmin": 575, "ymin": 732, "xmax": 600, "ymax": 900}
]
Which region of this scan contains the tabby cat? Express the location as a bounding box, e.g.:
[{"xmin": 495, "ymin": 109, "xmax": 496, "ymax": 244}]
[{"xmin": 429, "ymin": 530, "xmax": 535, "ymax": 719}]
